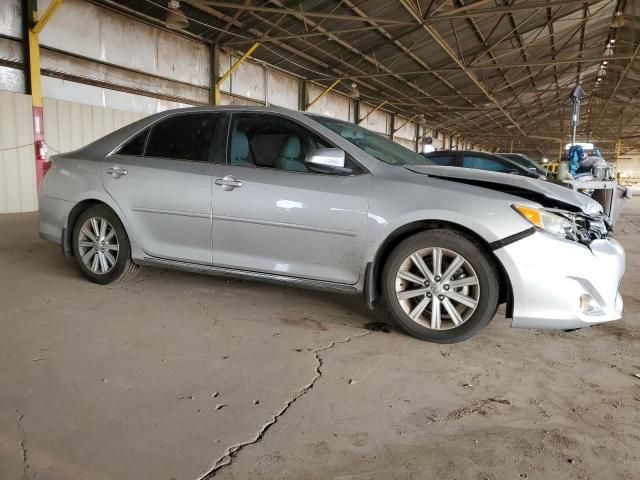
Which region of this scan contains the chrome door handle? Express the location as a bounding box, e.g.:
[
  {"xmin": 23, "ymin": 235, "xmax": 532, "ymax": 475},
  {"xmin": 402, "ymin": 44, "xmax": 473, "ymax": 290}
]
[
  {"xmin": 106, "ymin": 166, "xmax": 128, "ymax": 177},
  {"xmin": 215, "ymin": 175, "xmax": 243, "ymax": 191}
]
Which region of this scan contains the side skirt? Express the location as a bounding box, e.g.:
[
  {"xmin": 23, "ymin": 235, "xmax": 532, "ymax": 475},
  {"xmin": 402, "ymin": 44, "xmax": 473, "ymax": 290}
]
[{"xmin": 137, "ymin": 257, "xmax": 361, "ymax": 295}]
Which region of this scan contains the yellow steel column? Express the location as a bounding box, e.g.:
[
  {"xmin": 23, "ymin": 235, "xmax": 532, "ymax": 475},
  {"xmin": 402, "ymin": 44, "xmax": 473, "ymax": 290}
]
[
  {"xmin": 214, "ymin": 42, "xmax": 260, "ymax": 105},
  {"xmin": 305, "ymin": 79, "xmax": 340, "ymax": 111},
  {"xmin": 26, "ymin": 0, "xmax": 63, "ymax": 187}
]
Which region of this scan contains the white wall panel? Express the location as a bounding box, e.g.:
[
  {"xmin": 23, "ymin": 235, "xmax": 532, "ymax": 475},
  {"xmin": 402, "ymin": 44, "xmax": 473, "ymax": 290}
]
[
  {"xmin": 0, "ymin": 66, "xmax": 24, "ymax": 94},
  {"xmin": 618, "ymin": 157, "xmax": 640, "ymax": 177},
  {"xmin": 0, "ymin": 0, "xmax": 21, "ymax": 39},
  {"xmin": 360, "ymin": 103, "xmax": 390, "ymax": 135},
  {"xmin": 230, "ymin": 56, "xmax": 266, "ymax": 102},
  {"xmin": 220, "ymin": 93, "xmax": 262, "ymax": 106},
  {"xmin": 267, "ymin": 69, "xmax": 298, "ymax": 109},
  {"xmin": 43, "ymin": 97, "xmax": 146, "ymax": 154},
  {"xmin": 219, "ymin": 52, "xmax": 232, "ymax": 93},
  {"xmin": 395, "ymin": 117, "xmax": 416, "ymax": 141},
  {"xmin": 307, "ymin": 85, "xmax": 353, "ymax": 121},
  {"xmin": 40, "ymin": 49, "xmax": 208, "ymax": 106},
  {"xmin": 0, "ymin": 91, "xmax": 37, "ymax": 213},
  {"xmin": 38, "ymin": 0, "xmax": 209, "ymax": 87},
  {"xmin": 394, "ymin": 137, "xmax": 415, "ymax": 151},
  {"xmin": 42, "ymin": 77, "xmax": 191, "ymax": 114}
]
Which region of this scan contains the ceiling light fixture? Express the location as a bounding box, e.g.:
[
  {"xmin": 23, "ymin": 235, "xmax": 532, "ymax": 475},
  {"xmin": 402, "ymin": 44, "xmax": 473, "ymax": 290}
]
[{"xmin": 166, "ymin": 0, "xmax": 189, "ymax": 30}]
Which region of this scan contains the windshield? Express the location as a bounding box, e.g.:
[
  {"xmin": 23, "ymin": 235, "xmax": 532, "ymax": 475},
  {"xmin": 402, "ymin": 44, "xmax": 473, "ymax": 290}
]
[
  {"xmin": 309, "ymin": 115, "xmax": 432, "ymax": 166},
  {"xmin": 499, "ymin": 153, "xmax": 546, "ymax": 175}
]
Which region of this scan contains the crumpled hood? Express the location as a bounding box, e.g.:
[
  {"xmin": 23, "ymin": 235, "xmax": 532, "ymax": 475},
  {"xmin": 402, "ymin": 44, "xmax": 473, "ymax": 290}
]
[{"xmin": 406, "ymin": 165, "xmax": 603, "ymax": 216}]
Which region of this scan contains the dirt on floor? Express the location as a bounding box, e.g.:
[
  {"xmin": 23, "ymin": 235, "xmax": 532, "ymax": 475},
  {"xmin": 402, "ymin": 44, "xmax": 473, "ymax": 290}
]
[{"xmin": 0, "ymin": 198, "xmax": 639, "ymax": 480}]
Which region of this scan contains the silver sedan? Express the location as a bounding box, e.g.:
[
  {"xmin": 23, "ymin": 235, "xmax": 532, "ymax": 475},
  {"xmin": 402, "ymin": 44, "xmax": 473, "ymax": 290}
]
[{"xmin": 39, "ymin": 106, "xmax": 624, "ymax": 343}]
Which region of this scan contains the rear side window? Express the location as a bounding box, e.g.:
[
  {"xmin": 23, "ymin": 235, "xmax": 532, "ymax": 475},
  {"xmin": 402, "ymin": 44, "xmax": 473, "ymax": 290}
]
[
  {"xmin": 117, "ymin": 130, "xmax": 148, "ymax": 156},
  {"xmin": 145, "ymin": 113, "xmax": 219, "ymax": 162},
  {"xmin": 428, "ymin": 154, "xmax": 456, "ymax": 166}
]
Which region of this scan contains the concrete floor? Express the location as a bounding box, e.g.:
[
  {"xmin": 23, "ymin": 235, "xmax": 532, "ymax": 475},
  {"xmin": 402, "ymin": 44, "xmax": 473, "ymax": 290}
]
[{"xmin": 1, "ymin": 198, "xmax": 639, "ymax": 480}]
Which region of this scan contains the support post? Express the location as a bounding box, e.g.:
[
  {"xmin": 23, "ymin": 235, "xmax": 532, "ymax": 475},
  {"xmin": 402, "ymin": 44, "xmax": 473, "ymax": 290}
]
[
  {"xmin": 214, "ymin": 42, "xmax": 260, "ymax": 105},
  {"xmin": 24, "ymin": 0, "xmax": 63, "ymax": 188},
  {"xmin": 210, "ymin": 44, "xmax": 220, "ymax": 105},
  {"xmin": 357, "ymin": 100, "xmax": 387, "ymax": 125},
  {"xmin": 298, "ymin": 80, "xmax": 308, "ymax": 111},
  {"xmin": 415, "ymin": 123, "xmax": 420, "ymax": 153},
  {"xmin": 615, "ymin": 138, "xmax": 622, "ymax": 175},
  {"xmin": 390, "ymin": 113, "xmax": 395, "ymax": 141},
  {"xmin": 510, "ymin": 138, "xmax": 514, "ymax": 153},
  {"xmin": 558, "ymin": 140, "xmax": 563, "ymax": 161},
  {"xmin": 305, "ymin": 79, "xmax": 340, "ymax": 111}
]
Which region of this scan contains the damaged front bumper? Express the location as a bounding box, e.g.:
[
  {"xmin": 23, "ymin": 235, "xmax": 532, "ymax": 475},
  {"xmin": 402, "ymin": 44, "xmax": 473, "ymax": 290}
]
[{"xmin": 494, "ymin": 231, "xmax": 625, "ymax": 330}]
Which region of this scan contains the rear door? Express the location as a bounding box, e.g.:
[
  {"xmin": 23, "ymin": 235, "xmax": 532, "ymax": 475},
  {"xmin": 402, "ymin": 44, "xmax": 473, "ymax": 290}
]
[
  {"xmin": 102, "ymin": 112, "xmax": 222, "ymax": 264},
  {"xmin": 210, "ymin": 112, "xmax": 372, "ymax": 285}
]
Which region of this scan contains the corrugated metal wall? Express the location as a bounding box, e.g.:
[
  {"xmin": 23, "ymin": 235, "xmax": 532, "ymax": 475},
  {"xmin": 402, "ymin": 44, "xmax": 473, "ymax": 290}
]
[
  {"xmin": 0, "ymin": 91, "xmax": 37, "ymax": 213},
  {"xmin": 0, "ymin": 91, "xmax": 148, "ymax": 214},
  {"xmin": 43, "ymin": 98, "xmax": 146, "ymax": 154}
]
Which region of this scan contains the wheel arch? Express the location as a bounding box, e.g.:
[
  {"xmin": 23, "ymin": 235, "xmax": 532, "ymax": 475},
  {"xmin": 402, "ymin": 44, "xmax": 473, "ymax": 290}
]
[
  {"xmin": 63, "ymin": 198, "xmax": 135, "ymax": 258},
  {"xmin": 366, "ymin": 219, "xmax": 513, "ymax": 317}
]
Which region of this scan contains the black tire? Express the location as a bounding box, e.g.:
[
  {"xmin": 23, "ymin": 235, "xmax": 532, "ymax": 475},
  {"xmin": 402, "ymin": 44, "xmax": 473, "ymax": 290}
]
[
  {"xmin": 72, "ymin": 204, "xmax": 139, "ymax": 285},
  {"xmin": 381, "ymin": 229, "xmax": 499, "ymax": 343}
]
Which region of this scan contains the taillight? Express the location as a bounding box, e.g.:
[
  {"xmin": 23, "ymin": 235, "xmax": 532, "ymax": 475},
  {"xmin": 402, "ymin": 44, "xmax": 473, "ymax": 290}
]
[
  {"xmin": 35, "ymin": 140, "xmax": 52, "ymax": 178},
  {"xmin": 42, "ymin": 159, "xmax": 53, "ymax": 176}
]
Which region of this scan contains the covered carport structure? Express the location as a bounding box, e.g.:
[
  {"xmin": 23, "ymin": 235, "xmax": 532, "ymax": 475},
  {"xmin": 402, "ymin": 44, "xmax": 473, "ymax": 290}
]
[
  {"xmin": 104, "ymin": 0, "xmax": 638, "ymax": 161},
  {"xmin": 1, "ymin": 2, "xmax": 640, "ymax": 480}
]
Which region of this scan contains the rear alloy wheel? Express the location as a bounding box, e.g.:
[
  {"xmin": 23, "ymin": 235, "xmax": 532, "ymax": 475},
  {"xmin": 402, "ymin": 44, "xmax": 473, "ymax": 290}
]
[
  {"xmin": 382, "ymin": 230, "xmax": 499, "ymax": 343},
  {"xmin": 72, "ymin": 205, "xmax": 139, "ymax": 284},
  {"xmin": 77, "ymin": 217, "xmax": 119, "ymax": 275}
]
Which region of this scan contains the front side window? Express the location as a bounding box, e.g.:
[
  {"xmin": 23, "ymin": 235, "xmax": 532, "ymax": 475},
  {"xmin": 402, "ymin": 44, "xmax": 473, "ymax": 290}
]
[
  {"xmin": 145, "ymin": 113, "xmax": 219, "ymax": 162},
  {"xmin": 228, "ymin": 113, "xmax": 362, "ymax": 174},
  {"xmin": 309, "ymin": 115, "xmax": 432, "ymax": 167}
]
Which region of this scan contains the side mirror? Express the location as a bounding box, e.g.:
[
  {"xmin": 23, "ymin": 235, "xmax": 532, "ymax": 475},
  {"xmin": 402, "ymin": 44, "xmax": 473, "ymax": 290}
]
[{"xmin": 305, "ymin": 148, "xmax": 345, "ymax": 169}]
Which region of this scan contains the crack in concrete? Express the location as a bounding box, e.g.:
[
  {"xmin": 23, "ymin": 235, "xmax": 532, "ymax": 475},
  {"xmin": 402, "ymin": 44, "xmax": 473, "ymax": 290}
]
[
  {"xmin": 16, "ymin": 408, "xmax": 29, "ymax": 479},
  {"xmin": 196, "ymin": 330, "xmax": 372, "ymax": 479},
  {"xmin": 196, "ymin": 301, "xmax": 218, "ymax": 331}
]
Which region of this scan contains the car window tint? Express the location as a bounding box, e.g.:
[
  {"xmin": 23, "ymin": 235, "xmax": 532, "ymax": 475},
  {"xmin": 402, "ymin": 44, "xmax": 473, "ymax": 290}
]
[
  {"xmin": 428, "ymin": 154, "xmax": 456, "ymax": 166},
  {"xmin": 117, "ymin": 129, "xmax": 148, "ymax": 156},
  {"xmin": 145, "ymin": 113, "xmax": 219, "ymax": 162},
  {"xmin": 310, "ymin": 115, "xmax": 432, "ymax": 167},
  {"xmin": 463, "ymin": 155, "xmax": 509, "ymax": 172},
  {"xmin": 228, "ymin": 114, "xmax": 362, "ymax": 175}
]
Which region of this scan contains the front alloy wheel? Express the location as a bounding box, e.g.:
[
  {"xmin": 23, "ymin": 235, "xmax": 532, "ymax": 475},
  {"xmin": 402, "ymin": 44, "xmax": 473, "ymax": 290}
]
[
  {"xmin": 382, "ymin": 230, "xmax": 499, "ymax": 343},
  {"xmin": 395, "ymin": 247, "xmax": 480, "ymax": 330}
]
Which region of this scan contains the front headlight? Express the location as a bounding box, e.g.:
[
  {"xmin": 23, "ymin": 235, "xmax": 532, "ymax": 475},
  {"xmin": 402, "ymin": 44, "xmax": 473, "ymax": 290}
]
[{"xmin": 513, "ymin": 205, "xmax": 575, "ymax": 240}]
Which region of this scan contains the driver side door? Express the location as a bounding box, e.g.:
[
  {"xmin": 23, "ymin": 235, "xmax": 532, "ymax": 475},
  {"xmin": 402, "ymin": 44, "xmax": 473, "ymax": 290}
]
[{"xmin": 210, "ymin": 112, "xmax": 372, "ymax": 285}]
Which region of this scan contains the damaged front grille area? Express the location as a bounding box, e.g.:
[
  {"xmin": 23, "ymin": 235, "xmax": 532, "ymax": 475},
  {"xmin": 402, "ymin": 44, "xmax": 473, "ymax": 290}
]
[
  {"xmin": 570, "ymin": 214, "xmax": 610, "ymax": 245},
  {"xmin": 576, "ymin": 216, "xmax": 609, "ymax": 244}
]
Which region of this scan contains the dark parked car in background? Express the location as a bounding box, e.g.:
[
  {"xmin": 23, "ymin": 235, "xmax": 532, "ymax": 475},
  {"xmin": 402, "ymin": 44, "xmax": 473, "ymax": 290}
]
[
  {"xmin": 421, "ymin": 150, "xmax": 545, "ymax": 179},
  {"xmin": 497, "ymin": 152, "xmax": 548, "ymax": 177}
]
